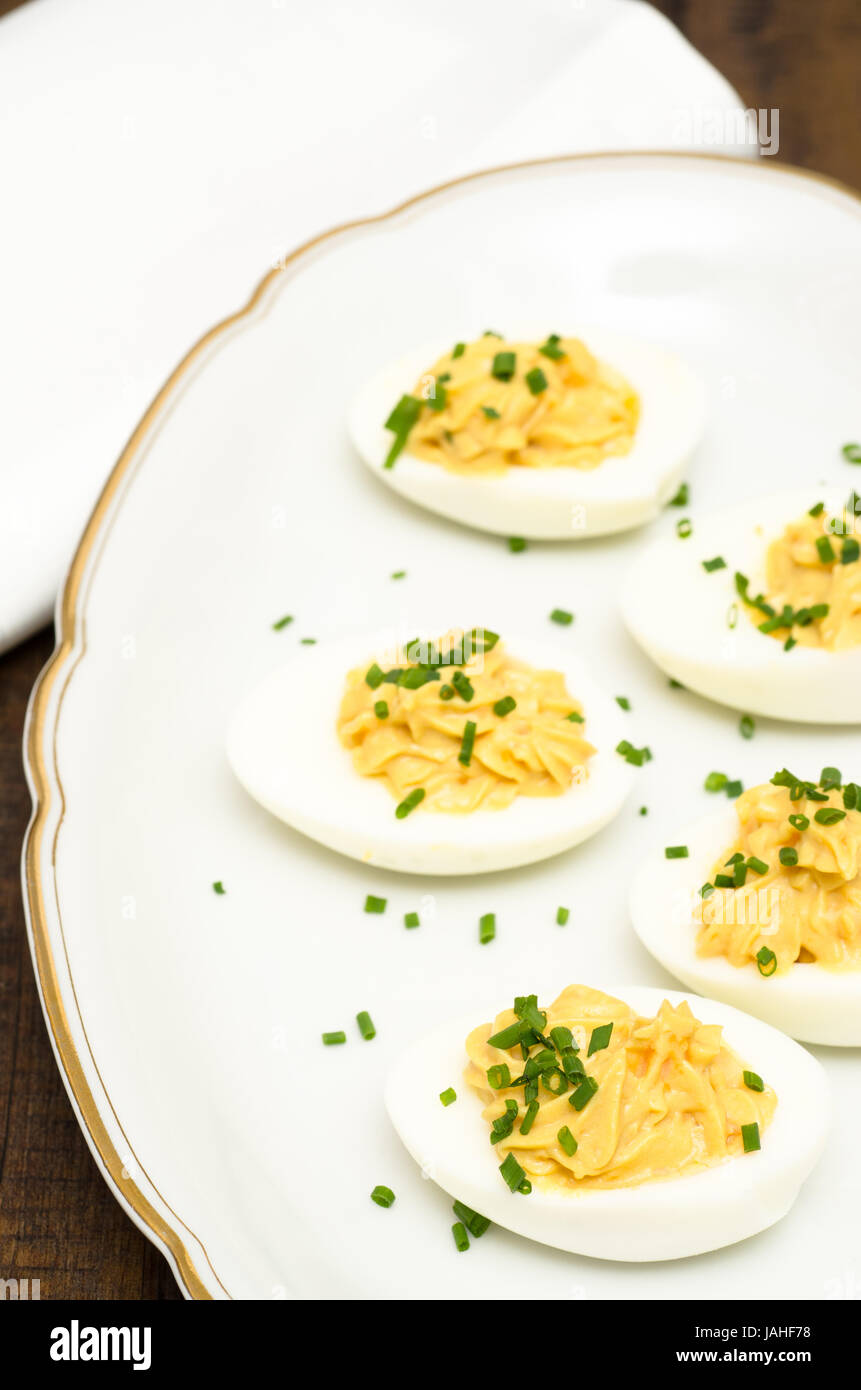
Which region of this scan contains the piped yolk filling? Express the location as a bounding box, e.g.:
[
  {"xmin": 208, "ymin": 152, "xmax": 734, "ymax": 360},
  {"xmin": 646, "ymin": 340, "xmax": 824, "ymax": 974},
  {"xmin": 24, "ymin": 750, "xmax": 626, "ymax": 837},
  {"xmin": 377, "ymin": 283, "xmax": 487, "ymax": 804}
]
[
  {"xmin": 336, "ymin": 633, "xmax": 594, "ymax": 813},
  {"xmin": 740, "ymin": 505, "xmax": 861, "ymax": 650},
  {"xmin": 395, "ymin": 334, "xmax": 639, "ymax": 475},
  {"xmin": 698, "ymin": 779, "xmax": 861, "ymax": 973},
  {"xmin": 464, "ymin": 985, "xmax": 775, "ymax": 1191}
]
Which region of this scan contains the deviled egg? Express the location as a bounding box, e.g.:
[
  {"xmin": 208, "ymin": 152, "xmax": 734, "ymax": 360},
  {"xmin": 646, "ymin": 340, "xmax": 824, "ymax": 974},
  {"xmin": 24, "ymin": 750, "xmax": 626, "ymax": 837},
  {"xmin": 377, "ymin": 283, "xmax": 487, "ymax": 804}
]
[
  {"xmin": 227, "ymin": 627, "xmax": 634, "ymax": 874},
  {"xmin": 630, "ymin": 768, "xmax": 861, "ymax": 1045},
  {"xmin": 621, "ymin": 487, "xmax": 861, "ymax": 722},
  {"xmin": 348, "ymin": 331, "xmax": 706, "ymax": 540},
  {"xmin": 385, "ymin": 983, "xmax": 828, "ymax": 1262}
]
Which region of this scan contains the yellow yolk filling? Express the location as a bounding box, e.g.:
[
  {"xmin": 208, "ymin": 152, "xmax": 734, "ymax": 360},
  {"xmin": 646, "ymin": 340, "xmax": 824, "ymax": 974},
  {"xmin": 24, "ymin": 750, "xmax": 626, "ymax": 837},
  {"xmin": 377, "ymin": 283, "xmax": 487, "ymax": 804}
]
[
  {"xmin": 744, "ymin": 507, "xmax": 861, "ymax": 650},
  {"xmin": 336, "ymin": 636, "xmax": 594, "ymax": 813},
  {"xmin": 464, "ymin": 985, "xmax": 775, "ymax": 1190},
  {"xmin": 698, "ymin": 782, "xmax": 861, "ymax": 973},
  {"xmin": 405, "ymin": 335, "xmax": 639, "ymax": 475}
]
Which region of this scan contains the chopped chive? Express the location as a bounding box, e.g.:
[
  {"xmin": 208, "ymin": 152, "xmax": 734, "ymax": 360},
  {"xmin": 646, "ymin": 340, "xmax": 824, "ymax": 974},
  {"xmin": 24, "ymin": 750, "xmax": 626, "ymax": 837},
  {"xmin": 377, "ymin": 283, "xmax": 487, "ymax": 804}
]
[
  {"xmin": 493, "ymin": 695, "xmax": 516, "ymax": 717},
  {"xmin": 815, "ymin": 535, "xmax": 836, "ymax": 564},
  {"xmin": 212, "ymin": 880, "xmax": 226, "ymax": 895},
  {"xmin": 439, "ymin": 1087, "xmax": 457, "ymax": 1107},
  {"xmin": 702, "ymin": 556, "xmax": 727, "ymax": 572},
  {"xmin": 665, "ymin": 845, "xmax": 689, "ymax": 860},
  {"xmin": 557, "ymin": 1126, "xmax": 578, "ymax": 1157},
  {"xmin": 364, "ymin": 895, "xmax": 386, "ymax": 914},
  {"xmin": 739, "ymin": 714, "xmax": 755, "ymax": 739},
  {"xmin": 842, "ymin": 442, "xmax": 861, "ymax": 464},
  {"xmin": 364, "ymin": 663, "xmax": 384, "ymax": 689},
  {"xmin": 788, "ymin": 813, "xmax": 809, "ymax": 831},
  {"xmin": 550, "ymin": 607, "xmax": 574, "ymax": 625},
  {"xmin": 588, "ymin": 1023, "xmax": 613, "ymax": 1056},
  {"xmin": 491, "ymin": 350, "xmax": 516, "ymax": 381},
  {"xmin": 725, "ymin": 778, "xmax": 743, "ymax": 798},
  {"xmin": 676, "ymin": 517, "xmax": 692, "ymax": 538},
  {"xmin": 843, "ymin": 783, "xmax": 859, "ymax": 810},
  {"xmin": 700, "ymin": 882, "xmax": 715, "ymax": 898},
  {"xmin": 784, "ymin": 635, "xmax": 797, "ymax": 651},
  {"xmin": 556, "ymin": 906, "xmax": 570, "ymax": 926},
  {"xmin": 670, "ymin": 483, "xmax": 689, "ymax": 506},
  {"xmin": 404, "ymin": 911, "xmax": 420, "ymax": 929},
  {"xmin": 487, "ymin": 1020, "xmax": 527, "ymax": 1049},
  {"xmin": 525, "ymin": 366, "xmax": 548, "ymax": 395},
  {"xmin": 733, "ymin": 861, "xmax": 748, "ymax": 888},
  {"xmin": 426, "ymin": 378, "xmax": 448, "ymax": 413},
  {"xmin": 322, "ymin": 1031, "xmax": 346, "ymax": 1046},
  {"xmin": 458, "ymin": 719, "xmax": 477, "ymax": 767},
  {"xmin": 669, "ymin": 677, "xmax": 685, "ymax": 688},
  {"xmin": 374, "ymin": 700, "xmax": 389, "ymax": 719},
  {"xmin": 808, "ymin": 500, "xmax": 825, "ymax": 516},
  {"xmin": 741, "ymin": 1122, "xmax": 761, "ymax": 1153},
  {"xmin": 743, "ymin": 1070, "xmax": 764, "ymax": 1093},
  {"xmin": 390, "ymin": 570, "xmax": 406, "ymax": 580},
  {"xmin": 356, "ymin": 1010, "xmax": 376, "ymax": 1041},
  {"xmin": 452, "ymin": 670, "xmax": 474, "ymax": 702},
  {"xmin": 756, "ymin": 946, "xmax": 777, "ymax": 977},
  {"xmin": 815, "ymin": 807, "xmax": 846, "ymax": 825},
  {"xmin": 508, "ymin": 535, "xmax": 527, "ymax": 552},
  {"xmin": 519, "ymin": 1099, "xmax": 540, "ymax": 1135},
  {"xmin": 746, "ymin": 856, "xmax": 769, "ymax": 876},
  {"xmin": 499, "ymin": 1152, "xmax": 526, "ymax": 1191},
  {"xmin": 370, "ymin": 1185, "xmax": 395, "ymax": 1208},
  {"xmin": 383, "ymin": 394, "xmax": 423, "ymax": 468},
  {"xmin": 479, "ymin": 911, "xmax": 496, "ymax": 945},
  {"xmin": 452, "ymin": 341, "xmax": 465, "ymax": 359},
  {"xmin": 272, "ymin": 614, "xmax": 293, "ymax": 631},
  {"xmin": 452, "ymin": 1200, "xmax": 490, "ymax": 1238},
  {"xmin": 439, "ymin": 684, "xmax": 455, "ymax": 700},
  {"xmin": 565, "ymin": 710, "xmax": 585, "ymax": 723},
  {"xmin": 639, "ymin": 805, "xmax": 648, "ymax": 816},
  {"xmin": 714, "ymin": 873, "xmax": 735, "ymax": 888},
  {"xmin": 300, "ymin": 637, "xmax": 317, "ymax": 645},
  {"xmin": 451, "ymin": 1221, "xmax": 470, "ymax": 1253},
  {"xmin": 481, "ymin": 405, "xmax": 501, "ymax": 422},
  {"xmin": 616, "ymin": 696, "xmax": 631, "ymax": 710},
  {"xmin": 570, "ymin": 1075, "xmax": 599, "ymax": 1111},
  {"xmin": 395, "ymin": 787, "xmax": 426, "ymax": 819},
  {"xmin": 487, "ymin": 1062, "xmax": 511, "ymax": 1089},
  {"xmin": 705, "ymin": 771, "xmax": 728, "ymax": 793},
  {"xmin": 616, "ymin": 740, "xmax": 652, "ymax": 767},
  {"xmin": 841, "ymin": 537, "xmax": 860, "ymax": 564},
  {"xmin": 820, "ymin": 766, "xmax": 842, "ymax": 790},
  {"xmin": 538, "ymin": 334, "xmax": 566, "ymax": 361},
  {"xmin": 517, "ymin": 1180, "xmax": 532, "ymax": 1195}
]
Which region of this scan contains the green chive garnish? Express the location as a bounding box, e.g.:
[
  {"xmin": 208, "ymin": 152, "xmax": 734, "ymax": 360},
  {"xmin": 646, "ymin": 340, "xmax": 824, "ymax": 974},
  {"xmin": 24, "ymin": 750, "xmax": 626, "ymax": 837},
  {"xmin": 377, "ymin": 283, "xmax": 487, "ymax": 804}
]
[
  {"xmin": 479, "ymin": 911, "xmax": 496, "ymax": 945},
  {"xmin": 525, "ymin": 366, "xmax": 548, "ymax": 395},
  {"xmin": 396, "ymin": 787, "xmax": 426, "ymax": 819},
  {"xmin": 756, "ymin": 946, "xmax": 777, "ymax": 977},
  {"xmin": 487, "ymin": 1062, "xmax": 511, "ymax": 1090},
  {"xmin": 616, "ymin": 696, "xmax": 631, "ymax": 710},
  {"xmin": 212, "ymin": 881, "xmax": 226, "ymax": 895},
  {"xmin": 440, "ymin": 1088, "xmax": 457, "ymax": 1107},
  {"xmin": 452, "ymin": 342, "xmax": 465, "ymax": 359},
  {"xmin": 743, "ymin": 1070, "xmax": 764, "ymax": 1092},
  {"xmin": 670, "ymin": 483, "xmax": 689, "ymax": 506},
  {"xmin": 588, "ymin": 1023, "xmax": 613, "ymax": 1056},
  {"xmin": 616, "ymin": 739, "xmax": 652, "ymax": 767},
  {"xmin": 499, "ymin": 1152, "xmax": 526, "ymax": 1191},
  {"xmin": 816, "ymin": 535, "xmax": 836, "ymax": 564},
  {"xmin": 725, "ymin": 778, "xmax": 743, "ymax": 798},
  {"xmin": 841, "ymin": 537, "xmax": 860, "ymax": 564},
  {"xmin": 665, "ymin": 845, "xmax": 689, "ymax": 859},
  {"xmin": 365, "ymin": 662, "xmax": 385, "ymax": 689},
  {"xmin": 676, "ymin": 517, "xmax": 692, "ymax": 538},
  {"xmin": 452, "ymin": 670, "xmax": 474, "ymax": 702},
  {"xmin": 300, "ymin": 637, "xmax": 316, "ymax": 645},
  {"xmin": 739, "ymin": 714, "xmax": 755, "ymax": 739},
  {"xmin": 808, "ymin": 501, "xmax": 825, "ymax": 516},
  {"xmin": 383, "ymin": 394, "xmax": 423, "ymax": 468},
  {"xmin": 741, "ymin": 1122, "xmax": 761, "ymax": 1153},
  {"xmin": 640, "ymin": 806, "xmax": 648, "ymax": 815},
  {"xmin": 565, "ymin": 710, "xmax": 585, "ymax": 722},
  {"xmin": 556, "ymin": 906, "xmax": 570, "ymax": 926},
  {"xmin": 508, "ymin": 535, "xmax": 527, "ymax": 551},
  {"xmin": 322, "ymin": 1031, "xmax": 346, "ymax": 1046},
  {"xmin": 747, "ymin": 856, "xmax": 769, "ymax": 876},
  {"xmin": 493, "ymin": 696, "xmax": 516, "ymax": 717},
  {"xmin": 519, "ymin": 1099, "xmax": 540, "ymax": 1135},
  {"xmin": 570, "ymin": 1075, "xmax": 599, "ymax": 1111},
  {"xmin": 439, "ymin": 684, "xmax": 455, "ymax": 700},
  {"xmin": 700, "ymin": 882, "xmax": 715, "ymax": 898},
  {"xmin": 842, "ymin": 442, "xmax": 861, "ymax": 463},
  {"xmin": 459, "ymin": 719, "xmax": 477, "ymax": 766},
  {"xmin": 788, "ymin": 813, "xmax": 809, "ymax": 831},
  {"xmin": 815, "ymin": 807, "xmax": 846, "ymax": 825},
  {"xmin": 272, "ymin": 614, "xmax": 293, "ymax": 631},
  {"xmin": 550, "ymin": 607, "xmax": 574, "ymax": 625},
  {"xmin": 404, "ymin": 911, "xmax": 420, "ymax": 929},
  {"xmin": 491, "ymin": 351, "xmax": 516, "ymax": 381},
  {"xmin": 370, "ymin": 1185, "xmax": 395, "ymax": 1208},
  {"xmin": 487, "ymin": 1020, "xmax": 527, "ymax": 1049},
  {"xmin": 538, "ymin": 334, "xmax": 566, "ymax": 361},
  {"xmin": 843, "ymin": 783, "xmax": 859, "ymax": 810},
  {"xmin": 356, "ymin": 1010, "xmax": 376, "ymax": 1040},
  {"xmin": 705, "ymin": 771, "xmax": 728, "ymax": 792},
  {"xmin": 452, "ymin": 1200, "xmax": 490, "ymax": 1237},
  {"xmin": 557, "ymin": 1125, "xmax": 577, "ymax": 1157},
  {"xmin": 481, "ymin": 405, "xmax": 501, "ymax": 420},
  {"xmin": 820, "ymin": 766, "xmax": 842, "ymax": 790},
  {"xmin": 391, "ymin": 570, "xmax": 406, "ymax": 580},
  {"xmin": 451, "ymin": 1221, "xmax": 470, "ymax": 1252},
  {"xmin": 702, "ymin": 556, "xmax": 727, "ymax": 572},
  {"xmin": 364, "ymin": 895, "xmax": 386, "ymax": 914},
  {"xmin": 374, "ymin": 700, "xmax": 389, "ymax": 719}
]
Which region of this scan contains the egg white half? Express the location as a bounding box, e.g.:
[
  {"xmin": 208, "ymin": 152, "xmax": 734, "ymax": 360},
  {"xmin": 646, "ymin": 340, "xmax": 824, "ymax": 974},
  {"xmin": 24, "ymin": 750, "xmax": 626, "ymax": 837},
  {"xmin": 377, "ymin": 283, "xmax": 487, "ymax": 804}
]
[
  {"xmin": 348, "ymin": 329, "xmax": 707, "ymax": 540},
  {"xmin": 629, "ymin": 806, "xmax": 861, "ymax": 1047},
  {"xmin": 385, "ymin": 984, "xmax": 829, "ymax": 1262},
  {"xmin": 226, "ymin": 630, "xmax": 635, "ymax": 875},
  {"xmin": 621, "ymin": 488, "xmax": 861, "ymax": 723}
]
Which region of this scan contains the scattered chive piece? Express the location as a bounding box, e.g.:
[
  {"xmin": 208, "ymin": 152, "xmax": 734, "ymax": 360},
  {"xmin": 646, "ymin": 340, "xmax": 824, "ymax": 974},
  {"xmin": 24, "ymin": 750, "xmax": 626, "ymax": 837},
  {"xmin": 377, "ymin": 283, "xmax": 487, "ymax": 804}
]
[
  {"xmin": 565, "ymin": 710, "xmax": 585, "ymax": 723},
  {"xmin": 815, "ymin": 807, "xmax": 846, "ymax": 825},
  {"xmin": 374, "ymin": 700, "xmax": 389, "ymax": 719},
  {"xmin": 616, "ymin": 740, "xmax": 652, "ymax": 767},
  {"xmin": 843, "ymin": 783, "xmax": 859, "ymax": 810},
  {"xmin": 756, "ymin": 946, "xmax": 777, "ymax": 977},
  {"xmin": 499, "ymin": 1152, "xmax": 526, "ymax": 1191},
  {"xmin": 452, "ymin": 670, "xmax": 474, "ymax": 702},
  {"xmin": 788, "ymin": 813, "xmax": 809, "ymax": 831},
  {"xmin": 487, "ymin": 1063, "xmax": 511, "ymax": 1090},
  {"xmin": 356, "ymin": 1010, "xmax": 376, "ymax": 1041},
  {"xmin": 479, "ymin": 911, "xmax": 496, "ymax": 945},
  {"xmin": 300, "ymin": 637, "xmax": 317, "ymax": 645},
  {"xmin": 739, "ymin": 714, "xmax": 755, "ymax": 739},
  {"xmin": 550, "ymin": 608, "xmax": 574, "ymax": 626},
  {"xmin": 639, "ymin": 805, "xmax": 648, "ymax": 816},
  {"xmin": 588, "ymin": 1023, "xmax": 613, "ymax": 1056},
  {"xmin": 525, "ymin": 366, "xmax": 548, "ymax": 395},
  {"xmin": 508, "ymin": 535, "xmax": 527, "ymax": 552},
  {"xmin": 700, "ymin": 882, "xmax": 715, "ymax": 898},
  {"xmin": 841, "ymin": 537, "xmax": 860, "ymax": 564},
  {"xmin": 519, "ymin": 1099, "xmax": 540, "ymax": 1135},
  {"xmin": 439, "ymin": 684, "xmax": 455, "ymax": 701},
  {"xmin": 493, "ymin": 695, "xmax": 516, "ymax": 717},
  {"xmin": 702, "ymin": 556, "xmax": 727, "ymax": 572},
  {"xmin": 747, "ymin": 856, "xmax": 769, "ymax": 876},
  {"xmin": 549, "ymin": 1025, "xmax": 574, "ymax": 1051},
  {"xmin": 616, "ymin": 696, "xmax": 631, "ymax": 710},
  {"xmin": 570, "ymin": 1075, "xmax": 599, "ymax": 1111},
  {"xmin": 741, "ymin": 1122, "xmax": 761, "ymax": 1154},
  {"xmin": 557, "ymin": 1125, "xmax": 578, "ymax": 1157},
  {"xmin": 322, "ymin": 1031, "xmax": 346, "ymax": 1046},
  {"xmin": 815, "ymin": 535, "xmax": 836, "ymax": 564},
  {"xmin": 458, "ymin": 719, "xmax": 478, "ymax": 767},
  {"xmin": 451, "ymin": 1221, "xmax": 470, "ymax": 1252},
  {"xmin": 538, "ymin": 333, "xmax": 566, "ymax": 361},
  {"xmin": 669, "ymin": 678, "xmax": 684, "ymax": 688},
  {"xmin": 517, "ymin": 1180, "xmax": 532, "ymax": 1195},
  {"xmin": 842, "ymin": 442, "xmax": 861, "ymax": 464},
  {"xmin": 452, "ymin": 342, "xmax": 465, "ymax": 359},
  {"xmin": 383, "ymin": 394, "xmax": 423, "ymax": 468},
  {"xmin": 272, "ymin": 614, "xmax": 293, "ymax": 631},
  {"xmin": 784, "ymin": 635, "xmax": 797, "ymax": 651},
  {"xmin": 821, "ymin": 766, "xmax": 842, "ymax": 789},
  {"xmin": 364, "ymin": 895, "xmax": 387, "ymax": 914},
  {"xmin": 404, "ymin": 911, "xmax": 420, "ymax": 929},
  {"xmin": 391, "ymin": 570, "xmax": 406, "ymax": 580},
  {"xmin": 440, "ymin": 1087, "xmax": 457, "ymax": 1107},
  {"xmin": 452, "ymin": 1200, "xmax": 490, "ymax": 1238},
  {"xmin": 705, "ymin": 771, "xmax": 728, "ymax": 793},
  {"xmin": 808, "ymin": 501, "xmax": 825, "ymax": 517},
  {"xmin": 676, "ymin": 517, "xmax": 692, "ymax": 538},
  {"xmin": 670, "ymin": 483, "xmax": 689, "ymax": 506},
  {"xmin": 714, "ymin": 873, "xmax": 735, "ymax": 888},
  {"xmin": 212, "ymin": 881, "xmax": 226, "ymax": 895},
  {"xmin": 487, "ymin": 1021, "xmax": 526, "ymax": 1049},
  {"xmin": 396, "ymin": 787, "xmax": 426, "ymax": 819},
  {"xmin": 725, "ymin": 778, "xmax": 743, "ymax": 798},
  {"xmin": 665, "ymin": 845, "xmax": 689, "ymax": 860},
  {"xmin": 370, "ymin": 1185, "xmax": 395, "ymax": 1208},
  {"xmin": 481, "ymin": 405, "xmax": 501, "ymax": 420},
  {"xmin": 556, "ymin": 906, "xmax": 570, "ymax": 926},
  {"xmin": 743, "ymin": 1070, "xmax": 764, "ymax": 1093},
  {"xmin": 491, "ymin": 350, "xmax": 516, "ymax": 381}
]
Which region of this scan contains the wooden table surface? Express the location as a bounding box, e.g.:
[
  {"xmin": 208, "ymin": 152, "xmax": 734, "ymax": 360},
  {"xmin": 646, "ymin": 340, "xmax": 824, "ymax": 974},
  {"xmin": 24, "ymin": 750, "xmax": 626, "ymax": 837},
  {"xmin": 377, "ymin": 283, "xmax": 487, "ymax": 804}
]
[{"xmin": 1, "ymin": 0, "xmax": 859, "ymax": 1301}]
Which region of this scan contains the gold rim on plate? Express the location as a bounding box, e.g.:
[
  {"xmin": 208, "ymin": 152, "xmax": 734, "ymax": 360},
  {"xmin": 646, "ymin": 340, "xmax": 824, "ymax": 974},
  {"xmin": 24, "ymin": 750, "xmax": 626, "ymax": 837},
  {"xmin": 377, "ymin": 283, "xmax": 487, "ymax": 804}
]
[{"xmin": 20, "ymin": 151, "xmax": 861, "ymax": 1300}]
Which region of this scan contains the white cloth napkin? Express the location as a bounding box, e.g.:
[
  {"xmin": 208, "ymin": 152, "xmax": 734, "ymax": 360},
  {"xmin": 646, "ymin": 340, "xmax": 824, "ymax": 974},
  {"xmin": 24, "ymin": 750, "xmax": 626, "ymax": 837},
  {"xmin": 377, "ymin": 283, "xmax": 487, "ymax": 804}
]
[{"xmin": 0, "ymin": 0, "xmax": 752, "ymax": 654}]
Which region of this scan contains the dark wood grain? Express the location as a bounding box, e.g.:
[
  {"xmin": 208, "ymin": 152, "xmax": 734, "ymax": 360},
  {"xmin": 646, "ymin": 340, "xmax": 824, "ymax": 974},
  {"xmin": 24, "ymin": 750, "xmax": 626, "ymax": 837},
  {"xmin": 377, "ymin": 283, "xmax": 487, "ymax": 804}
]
[{"xmin": 0, "ymin": 0, "xmax": 858, "ymax": 1301}]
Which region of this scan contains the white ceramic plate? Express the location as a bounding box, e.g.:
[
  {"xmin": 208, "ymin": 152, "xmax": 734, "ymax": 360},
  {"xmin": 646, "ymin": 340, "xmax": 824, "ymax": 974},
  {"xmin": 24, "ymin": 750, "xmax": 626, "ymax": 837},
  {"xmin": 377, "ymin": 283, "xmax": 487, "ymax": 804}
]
[{"xmin": 23, "ymin": 153, "xmax": 861, "ymax": 1300}]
